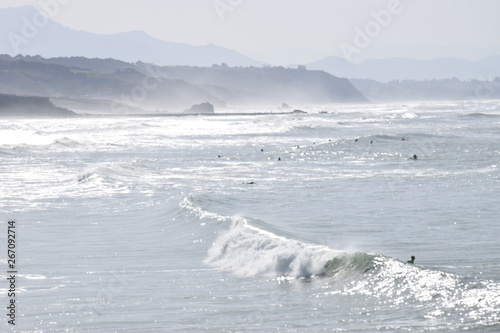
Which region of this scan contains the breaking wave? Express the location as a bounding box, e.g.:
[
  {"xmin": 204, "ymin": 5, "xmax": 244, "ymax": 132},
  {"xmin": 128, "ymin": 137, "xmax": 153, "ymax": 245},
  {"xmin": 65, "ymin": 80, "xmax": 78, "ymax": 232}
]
[{"xmin": 181, "ymin": 197, "xmax": 500, "ymax": 328}]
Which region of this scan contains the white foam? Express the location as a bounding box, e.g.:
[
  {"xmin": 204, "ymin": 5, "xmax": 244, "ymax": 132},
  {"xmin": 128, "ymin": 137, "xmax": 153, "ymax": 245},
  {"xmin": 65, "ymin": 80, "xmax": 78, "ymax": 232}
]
[{"xmin": 205, "ymin": 217, "xmax": 338, "ymax": 278}]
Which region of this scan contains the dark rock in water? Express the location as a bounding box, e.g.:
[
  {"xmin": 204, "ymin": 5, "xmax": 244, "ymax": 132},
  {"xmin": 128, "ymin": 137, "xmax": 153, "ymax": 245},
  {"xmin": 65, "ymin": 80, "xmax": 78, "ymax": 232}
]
[
  {"xmin": 184, "ymin": 102, "xmax": 215, "ymax": 114},
  {"xmin": 292, "ymin": 109, "xmax": 307, "ymax": 114},
  {"xmin": 0, "ymin": 93, "xmax": 75, "ymax": 117}
]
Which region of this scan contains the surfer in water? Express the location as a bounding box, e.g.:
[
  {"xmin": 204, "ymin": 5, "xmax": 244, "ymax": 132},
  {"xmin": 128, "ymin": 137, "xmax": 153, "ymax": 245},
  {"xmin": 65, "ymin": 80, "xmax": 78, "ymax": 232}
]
[{"xmin": 407, "ymin": 255, "xmax": 415, "ymax": 264}]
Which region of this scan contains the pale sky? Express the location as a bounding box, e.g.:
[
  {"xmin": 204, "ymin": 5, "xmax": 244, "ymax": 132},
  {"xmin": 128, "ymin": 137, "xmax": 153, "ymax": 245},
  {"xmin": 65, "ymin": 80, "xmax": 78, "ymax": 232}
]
[{"xmin": 1, "ymin": 0, "xmax": 499, "ymax": 64}]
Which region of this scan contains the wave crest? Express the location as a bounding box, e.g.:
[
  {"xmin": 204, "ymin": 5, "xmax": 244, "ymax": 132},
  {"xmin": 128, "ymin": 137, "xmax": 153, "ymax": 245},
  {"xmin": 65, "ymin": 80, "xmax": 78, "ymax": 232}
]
[{"xmin": 205, "ymin": 217, "xmax": 342, "ymax": 279}]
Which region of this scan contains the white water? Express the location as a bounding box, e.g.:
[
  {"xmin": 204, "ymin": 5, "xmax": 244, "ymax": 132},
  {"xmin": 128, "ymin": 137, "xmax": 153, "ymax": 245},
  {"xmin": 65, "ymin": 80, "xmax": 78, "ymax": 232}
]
[{"xmin": 1, "ymin": 101, "xmax": 499, "ymax": 332}]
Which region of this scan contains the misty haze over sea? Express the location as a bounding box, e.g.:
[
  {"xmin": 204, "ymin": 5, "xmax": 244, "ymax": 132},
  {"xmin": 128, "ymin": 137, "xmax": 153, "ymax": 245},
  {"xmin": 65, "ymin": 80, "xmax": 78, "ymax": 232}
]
[{"xmin": 1, "ymin": 2, "xmax": 499, "ymax": 333}]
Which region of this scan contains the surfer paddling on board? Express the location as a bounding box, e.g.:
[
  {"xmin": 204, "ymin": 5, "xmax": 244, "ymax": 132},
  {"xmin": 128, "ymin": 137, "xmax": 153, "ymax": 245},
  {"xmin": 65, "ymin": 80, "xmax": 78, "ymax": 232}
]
[{"xmin": 406, "ymin": 255, "xmax": 415, "ymax": 264}]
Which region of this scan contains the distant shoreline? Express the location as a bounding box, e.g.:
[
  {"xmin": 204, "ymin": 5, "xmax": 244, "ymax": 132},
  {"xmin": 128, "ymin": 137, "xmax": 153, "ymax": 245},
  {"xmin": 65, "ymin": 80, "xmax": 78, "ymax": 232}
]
[
  {"xmin": 0, "ymin": 93, "xmax": 312, "ymax": 118},
  {"xmin": 75, "ymin": 111, "xmax": 304, "ymax": 118}
]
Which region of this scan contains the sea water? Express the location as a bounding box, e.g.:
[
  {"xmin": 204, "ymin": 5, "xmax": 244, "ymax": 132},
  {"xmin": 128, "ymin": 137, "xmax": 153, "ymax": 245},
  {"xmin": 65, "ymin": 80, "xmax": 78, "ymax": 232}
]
[{"xmin": 0, "ymin": 101, "xmax": 499, "ymax": 332}]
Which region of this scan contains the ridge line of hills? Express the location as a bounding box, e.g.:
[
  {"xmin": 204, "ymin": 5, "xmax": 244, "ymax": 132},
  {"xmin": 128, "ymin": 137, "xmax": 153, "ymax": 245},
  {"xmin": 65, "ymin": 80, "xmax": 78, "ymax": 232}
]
[
  {"xmin": 1, "ymin": 54, "xmax": 500, "ymax": 117},
  {"xmin": 0, "ymin": 55, "xmax": 368, "ymax": 116}
]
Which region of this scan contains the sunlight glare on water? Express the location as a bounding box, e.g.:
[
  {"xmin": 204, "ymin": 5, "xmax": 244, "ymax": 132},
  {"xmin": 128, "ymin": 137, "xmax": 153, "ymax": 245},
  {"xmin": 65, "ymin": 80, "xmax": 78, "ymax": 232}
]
[{"xmin": 1, "ymin": 101, "xmax": 499, "ymax": 332}]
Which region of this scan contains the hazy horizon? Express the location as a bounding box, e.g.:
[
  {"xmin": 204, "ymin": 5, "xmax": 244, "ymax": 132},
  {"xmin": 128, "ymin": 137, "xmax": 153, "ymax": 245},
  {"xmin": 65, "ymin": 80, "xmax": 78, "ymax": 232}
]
[{"xmin": 1, "ymin": 0, "xmax": 499, "ymax": 65}]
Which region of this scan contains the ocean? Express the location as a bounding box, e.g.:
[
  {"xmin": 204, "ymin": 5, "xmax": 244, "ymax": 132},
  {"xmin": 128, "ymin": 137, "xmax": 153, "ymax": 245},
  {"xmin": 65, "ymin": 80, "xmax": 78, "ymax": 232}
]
[{"xmin": 1, "ymin": 101, "xmax": 499, "ymax": 332}]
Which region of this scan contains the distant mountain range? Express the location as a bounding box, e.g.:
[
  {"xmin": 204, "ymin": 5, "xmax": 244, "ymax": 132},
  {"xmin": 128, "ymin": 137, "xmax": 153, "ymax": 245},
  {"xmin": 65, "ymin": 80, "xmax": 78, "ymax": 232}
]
[
  {"xmin": 306, "ymin": 56, "xmax": 500, "ymax": 81},
  {"xmin": 2, "ymin": 6, "xmax": 500, "ymax": 82},
  {"xmin": 0, "ymin": 6, "xmax": 262, "ymax": 67}
]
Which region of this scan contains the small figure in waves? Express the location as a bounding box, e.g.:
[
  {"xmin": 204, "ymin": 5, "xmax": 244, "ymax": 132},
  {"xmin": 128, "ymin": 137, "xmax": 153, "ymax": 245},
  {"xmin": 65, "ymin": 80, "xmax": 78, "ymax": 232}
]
[
  {"xmin": 406, "ymin": 255, "xmax": 415, "ymax": 264},
  {"xmin": 412, "ymin": 154, "xmax": 418, "ymax": 160}
]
